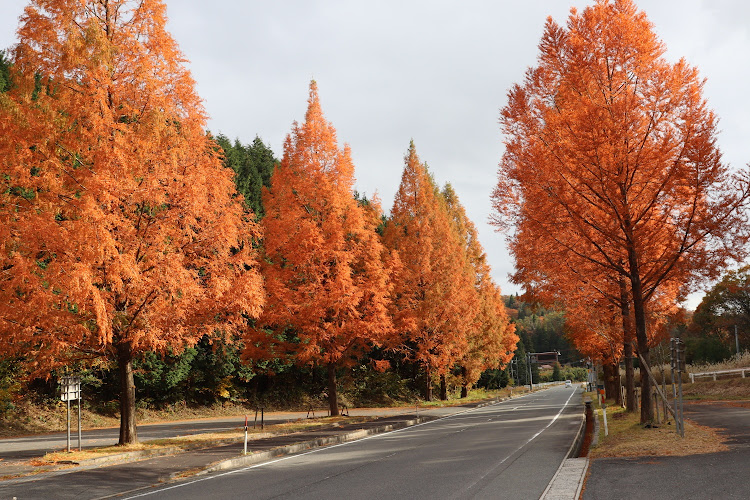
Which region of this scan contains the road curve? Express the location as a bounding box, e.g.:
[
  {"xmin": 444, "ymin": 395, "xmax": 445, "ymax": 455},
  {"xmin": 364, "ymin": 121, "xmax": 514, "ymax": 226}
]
[{"xmin": 126, "ymin": 386, "xmax": 582, "ymax": 500}]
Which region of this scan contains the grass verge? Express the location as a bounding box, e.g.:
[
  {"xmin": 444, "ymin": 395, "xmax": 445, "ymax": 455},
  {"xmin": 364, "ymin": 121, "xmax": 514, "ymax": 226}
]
[
  {"xmin": 40, "ymin": 415, "xmax": 376, "ymax": 464},
  {"xmin": 681, "ymin": 377, "xmax": 750, "ymax": 401},
  {"xmin": 586, "ymin": 393, "xmax": 728, "ymax": 458},
  {"xmin": 1, "ymin": 387, "xmax": 521, "ymax": 439}
]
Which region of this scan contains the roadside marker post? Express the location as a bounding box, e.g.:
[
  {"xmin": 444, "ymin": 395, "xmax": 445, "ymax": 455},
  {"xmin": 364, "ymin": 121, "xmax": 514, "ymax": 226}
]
[
  {"xmin": 244, "ymin": 415, "xmax": 248, "ymax": 455},
  {"xmin": 675, "ymin": 339, "xmax": 685, "ymax": 437}
]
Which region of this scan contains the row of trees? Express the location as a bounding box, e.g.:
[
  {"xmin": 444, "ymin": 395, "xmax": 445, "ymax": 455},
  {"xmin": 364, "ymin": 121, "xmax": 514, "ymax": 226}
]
[
  {"xmin": 256, "ymin": 82, "xmax": 518, "ymax": 411},
  {"xmin": 491, "ymin": 0, "xmax": 750, "ymax": 423},
  {"xmin": 0, "ymin": 0, "xmax": 517, "ymax": 444}
]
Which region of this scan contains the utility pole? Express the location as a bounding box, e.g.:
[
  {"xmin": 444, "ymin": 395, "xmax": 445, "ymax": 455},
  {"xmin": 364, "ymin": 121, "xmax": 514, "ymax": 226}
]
[
  {"xmin": 736, "ymin": 324, "xmax": 741, "ymax": 356},
  {"xmin": 527, "ymin": 353, "xmax": 534, "ymax": 391}
]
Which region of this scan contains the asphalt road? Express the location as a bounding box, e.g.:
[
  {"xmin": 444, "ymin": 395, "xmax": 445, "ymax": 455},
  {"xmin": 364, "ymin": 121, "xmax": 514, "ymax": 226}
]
[{"xmin": 121, "ymin": 386, "xmax": 582, "ymax": 500}]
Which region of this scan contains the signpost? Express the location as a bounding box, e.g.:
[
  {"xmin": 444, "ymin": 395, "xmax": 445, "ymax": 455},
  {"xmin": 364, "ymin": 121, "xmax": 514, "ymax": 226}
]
[
  {"xmin": 670, "ymin": 338, "xmax": 686, "ymax": 437},
  {"xmin": 60, "ymin": 376, "xmax": 82, "ymax": 452}
]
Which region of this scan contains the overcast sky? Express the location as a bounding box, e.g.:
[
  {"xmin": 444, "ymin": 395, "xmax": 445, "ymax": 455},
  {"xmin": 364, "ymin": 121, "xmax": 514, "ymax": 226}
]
[{"xmin": 1, "ymin": 1, "xmax": 748, "ymax": 309}]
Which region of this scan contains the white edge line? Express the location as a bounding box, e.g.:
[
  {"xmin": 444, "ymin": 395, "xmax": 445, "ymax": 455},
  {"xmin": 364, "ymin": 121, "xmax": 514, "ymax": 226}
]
[
  {"xmin": 463, "ymin": 388, "xmax": 577, "ymax": 492},
  {"xmin": 538, "ymin": 396, "xmax": 586, "ymax": 499},
  {"xmin": 123, "ymin": 388, "xmax": 561, "ymax": 499}
]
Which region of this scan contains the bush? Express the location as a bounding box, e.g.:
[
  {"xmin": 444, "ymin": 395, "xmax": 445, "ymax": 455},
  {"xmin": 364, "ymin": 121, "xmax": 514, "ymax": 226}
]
[{"xmin": 477, "ymin": 369, "xmax": 509, "ymax": 390}]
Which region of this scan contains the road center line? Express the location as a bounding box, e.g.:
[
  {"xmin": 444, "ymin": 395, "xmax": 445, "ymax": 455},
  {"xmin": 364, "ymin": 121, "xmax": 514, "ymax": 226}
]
[
  {"xmin": 122, "ymin": 389, "xmax": 568, "ymax": 499},
  {"xmin": 464, "ymin": 389, "xmax": 577, "ymax": 493}
]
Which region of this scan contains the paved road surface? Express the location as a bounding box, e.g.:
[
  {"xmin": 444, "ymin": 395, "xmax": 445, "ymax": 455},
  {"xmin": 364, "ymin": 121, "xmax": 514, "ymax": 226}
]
[{"xmin": 121, "ymin": 386, "xmax": 581, "ymax": 500}]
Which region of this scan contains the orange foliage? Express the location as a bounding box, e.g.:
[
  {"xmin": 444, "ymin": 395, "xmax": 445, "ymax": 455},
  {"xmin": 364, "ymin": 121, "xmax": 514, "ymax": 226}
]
[
  {"xmin": 0, "ymin": 0, "xmax": 264, "ymax": 443},
  {"xmin": 258, "ymin": 81, "xmax": 392, "ymax": 415},
  {"xmin": 442, "ymin": 185, "xmax": 517, "ymax": 390},
  {"xmin": 383, "ymin": 143, "xmax": 476, "ymax": 400},
  {"xmin": 492, "ymin": 0, "xmax": 750, "ymax": 421}
]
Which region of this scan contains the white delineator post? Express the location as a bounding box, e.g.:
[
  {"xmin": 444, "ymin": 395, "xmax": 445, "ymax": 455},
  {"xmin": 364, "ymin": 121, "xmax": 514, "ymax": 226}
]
[{"xmin": 244, "ymin": 414, "xmax": 248, "ymax": 455}]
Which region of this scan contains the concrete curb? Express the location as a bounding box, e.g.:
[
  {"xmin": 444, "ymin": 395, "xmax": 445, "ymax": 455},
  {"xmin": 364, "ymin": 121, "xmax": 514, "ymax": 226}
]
[
  {"xmin": 539, "ymin": 393, "xmax": 588, "ymax": 500},
  {"xmin": 196, "ymin": 416, "xmax": 435, "ymax": 476},
  {"xmin": 566, "ymin": 411, "xmax": 586, "ymax": 460},
  {"xmin": 197, "ymin": 392, "xmax": 547, "ymax": 477}
]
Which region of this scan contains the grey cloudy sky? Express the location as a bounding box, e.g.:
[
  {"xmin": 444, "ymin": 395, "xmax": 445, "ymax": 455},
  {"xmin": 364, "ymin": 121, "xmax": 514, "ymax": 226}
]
[{"xmin": 1, "ymin": 1, "xmax": 748, "ymax": 308}]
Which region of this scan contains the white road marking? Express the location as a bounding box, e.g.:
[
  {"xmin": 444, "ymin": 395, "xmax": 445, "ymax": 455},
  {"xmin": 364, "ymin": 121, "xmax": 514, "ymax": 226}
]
[
  {"xmin": 463, "ymin": 389, "xmax": 576, "ymax": 493},
  {"xmin": 123, "ymin": 388, "xmax": 574, "ymax": 499}
]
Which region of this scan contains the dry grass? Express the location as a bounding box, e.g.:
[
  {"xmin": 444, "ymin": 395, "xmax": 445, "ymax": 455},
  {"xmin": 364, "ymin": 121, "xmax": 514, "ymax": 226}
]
[
  {"xmin": 0, "ymin": 401, "xmax": 121, "ymax": 438},
  {"xmin": 589, "ymin": 404, "xmax": 729, "ymax": 458},
  {"xmin": 620, "ymin": 351, "xmax": 750, "ymax": 387},
  {"xmin": 688, "ymin": 351, "xmax": 750, "ymax": 373},
  {"xmin": 415, "ymin": 387, "xmax": 522, "ymax": 408},
  {"xmin": 0, "ymin": 400, "xmax": 264, "ymax": 438},
  {"xmin": 1, "ymin": 387, "xmax": 516, "ymax": 439},
  {"xmin": 39, "ymin": 415, "xmax": 375, "ymax": 464},
  {"xmin": 681, "ymin": 377, "xmax": 750, "ymax": 400}
]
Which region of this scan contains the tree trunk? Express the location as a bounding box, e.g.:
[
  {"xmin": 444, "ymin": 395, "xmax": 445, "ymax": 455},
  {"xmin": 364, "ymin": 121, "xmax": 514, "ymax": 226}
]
[
  {"xmin": 424, "ymin": 364, "xmax": 432, "ymax": 401},
  {"xmin": 117, "ymin": 343, "xmax": 138, "ymax": 445},
  {"xmin": 460, "ymin": 366, "xmax": 468, "ymax": 398},
  {"xmin": 602, "ymin": 363, "xmax": 613, "ymax": 401},
  {"xmin": 327, "ymin": 363, "xmax": 339, "ymax": 417},
  {"xmin": 440, "ymin": 374, "xmax": 447, "ymax": 401},
  {"xmin": 603, "ymin": 360, "xmax": 621, "ymax": 405},
  {"xmin": 620, "ymin": 278, "xmax": 636, "ymax": 413},
  {"xmin": 627, "ymin": 249, "xmax": 653, "ymax": 424}
]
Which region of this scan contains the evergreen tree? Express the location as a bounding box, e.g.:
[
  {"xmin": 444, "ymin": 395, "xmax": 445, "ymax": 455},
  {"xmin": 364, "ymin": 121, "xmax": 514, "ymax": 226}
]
[
  {"xmin": 0, "ymin": 51, "xmax": 10, "ymax": 93},
  {"xmin": 215, "ymin": 135, "xmax": 278, "ymax": 219}
]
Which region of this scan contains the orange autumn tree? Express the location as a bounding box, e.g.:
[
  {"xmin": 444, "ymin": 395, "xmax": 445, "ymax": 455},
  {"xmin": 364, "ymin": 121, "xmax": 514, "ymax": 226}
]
[
  {"xmin": 511, "ymin": 227, "xmax": 641, "ymax": 407},
  {"xmin": 259, "ymin": 81, "xmax": 392, "ymax": 416},
  {"xmin": 492, "ymin": 0, "xmax": 750, "ymax": 423},
  {"xmin": 442, "ymin": 185, "xmax": 516, "ymax": 397},
  {"xmin": 0, "ymin": 0, "xmax": 264, "ymax": 444},
  {"xmin": 383, "ymin": 144, "xmax": 473, "ymax": 400},
  {"xmin": 565, "ymin": 296, "xmax": 624, "ymax": 401}
]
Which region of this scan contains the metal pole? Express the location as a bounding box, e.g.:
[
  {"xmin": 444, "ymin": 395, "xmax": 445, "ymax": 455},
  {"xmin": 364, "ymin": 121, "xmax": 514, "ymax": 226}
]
[
  {"xmin": 677, "ymin": 340, "xmax": 685, "ymax": 437},
  {"xmin": 736, "ymin": 324, "xmax": 741, "ymax": 356},
  {"xmin": 670, "ymin": 338, "xmax": 680, "ymax": 435},
  {"xmin": 527, "ymin": 354, "xmax": 533, "ymax": 391},
  {"xmin": 78, "ymin": 395, "xmax": 82, "ymax": 452},
  {"xmin": 66, "ymin": 398, "xmax": 71, "ymax": 453}
]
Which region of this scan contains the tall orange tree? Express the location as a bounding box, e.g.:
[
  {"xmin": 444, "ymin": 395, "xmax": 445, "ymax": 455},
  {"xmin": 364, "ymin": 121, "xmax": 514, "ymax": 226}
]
[
  {"xmin": 383, "ymin": 144, "xmax": 473, "ymax": 400},
  {"xmin": 0, "ymin": 0, "xmax": 264, "ymax": 444},
  {"xmin": 492, "ymin": 0, "xmax": 750, "ymax": 422},
  {"xmin": 259, "ymin": 82, "xmax": 392, "ymax": 416},
  {"xmin": 442, "ymin": 185, "xmax": 516, "ymax": 396}
]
